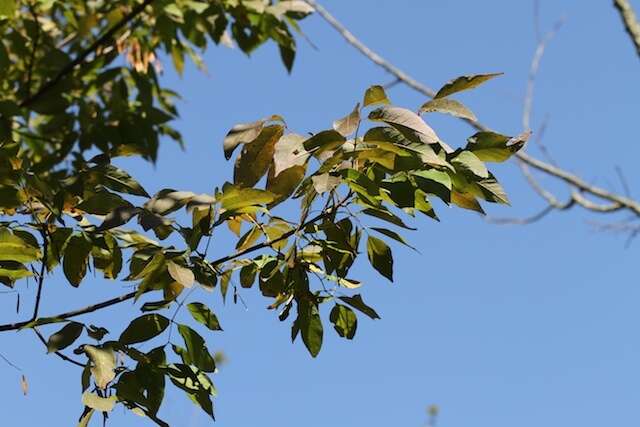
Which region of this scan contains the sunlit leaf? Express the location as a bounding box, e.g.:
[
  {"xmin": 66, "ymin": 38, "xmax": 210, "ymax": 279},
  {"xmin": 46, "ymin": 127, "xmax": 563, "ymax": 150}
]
[
  {"xmin": 330, "ymin": 304, "xmax": 357, "ymax": 339},
  {"xmin": 363, "ymin": 85, "xmax": 390, "ymax": 107},
  {"xmin": 434, "ymin": 73, "xmax": 502, "ymax": 99},
  {"xmin": 419, "ymin": 98, "xmax": 477, "ymax": 121},
  {"xmin": 187, "ymin": 302, "xmax": 222, "ymax": 331}
]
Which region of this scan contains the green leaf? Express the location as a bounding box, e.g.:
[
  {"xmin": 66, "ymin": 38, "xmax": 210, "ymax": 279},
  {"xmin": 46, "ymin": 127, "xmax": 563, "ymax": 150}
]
[
  {"xmin": 366, "ymin": 235, "xmax": 393, "ymax": 281},
  {"xmin": 239, "ymin": 263, "xmax": 257, "ymax": 288},
  {"xmin": 119, "ymin": 314, "xmax": 170, "ymax": 345},
  {"xmin": 466, "ymin": 130, "xmax": 529, "ymax": 162},
  {"xmin": 100, "ymin": 165, "xmax": 150, "ymax": 197},
  {"xmin": 76, "ymin": 191, "xmax": 133, "ymax": 215},
  {"xmin": 329, "ymin": 304, "xmax": 357, "ymax": 339},
  {"xmin": 368, "ymin": 106, "xmax": 441, "ymax": 146},
  {"xmin": 338, "ymin": 294, "xmax": 380, "ymax": 320},
  {"xmin": 434, "ymin": 73, "xmax": 503, "ymax": 99},
  {"xmin": 451, "ymin": 191, "xmax": 485, "ymax": 214},
  {"xmin": 451, "ymin": 151, "xmax": 489, "ymax": 179},
  {"xmin": 219, "ymin": 184, "xmax": 275, "ymax": 211},
  {"xmin": 419, "ymin": 98, "xmax": 477, "ymax": 121},
  {"xmin": 46, "ymin": 322, "xmax": 84, "ymax": 353},
  {"xmin": 0, "ymin": 228, "xmax": 41, "ymax": 263},
  {"xmin": 165, "ymin": 364, "xmax": 216, "ymax": 419},
  {"xmin": 298, "ymin": 301, "xmax": 323, "ymax": 357},
  {"xmin": 176, "ymin": 324, "xmax": 216, "ymax": 372},
  {"xmin": 81, "ymin": 391, "xmax": 117, "ymax": 412},
  {"xmin": 362, "ymin": 207, "xmax": 416, "ymax": 230},
  {"xmin": 370, "ymin": 227, "xmax": 416, "ymax": 250},
  {"xmin": 0, "ymin": 0, "xmax": 16, "ymax": 19},
  {"xmin": 266, "ymin": 164, "xmax": 306, "ymax": 207},
  {"xmin": 412, "ymin": 169, "xmax": 452, "ymax": 203},
  {"xmin": 187, "ymin": 302, "xmax": 222, "ymax": 331},
  {"xmin": 475, "ymin": 175, "xmax": 510, "ymax": 205},
  {"xmin": 363, "ymin": 85, "xmax": 390, "ymax": 107},
  {"xmin": 63, "ymin": 234, "xmax": 93, "ymax": 287},
  {"xmin": 96, "ymin": 206, "xmax": 141, "ymax": 231},
  {"xmin": 0, "ymin": 261, "xmax": 33, "ymax": 287},
  {"xmin": 234, "ymin": 125, "xmax": 284, "ymax": 187},
  {"xmin": 302, "ymin": 130, "xmax": 346, "ymax": 155},
  {"xmin": 333, "ymin": 103, "xmax": 360, "ymax": 137}
]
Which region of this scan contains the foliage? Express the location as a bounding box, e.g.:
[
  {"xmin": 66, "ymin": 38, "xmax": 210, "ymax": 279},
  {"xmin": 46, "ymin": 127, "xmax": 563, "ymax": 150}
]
[{"xmin": 0, "ymin": 0, "xmax": 526, "ymax": 425}]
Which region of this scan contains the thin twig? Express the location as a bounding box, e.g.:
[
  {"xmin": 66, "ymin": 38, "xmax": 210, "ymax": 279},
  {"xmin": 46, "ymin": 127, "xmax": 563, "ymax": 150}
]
[
  {"xmin": 614, "ymin": 0, "xmax": 640, "ymax": 58},
  {"xmin": 30, "ymin": 228, "xmax": 48, "ymax": 322},
  {"xmin": 523, "ymin": 16, "xmax": 565, "ymax": 131},
  {"xmin": 0, "ymin": 352, "xmax": 22, "ymax": 371}
]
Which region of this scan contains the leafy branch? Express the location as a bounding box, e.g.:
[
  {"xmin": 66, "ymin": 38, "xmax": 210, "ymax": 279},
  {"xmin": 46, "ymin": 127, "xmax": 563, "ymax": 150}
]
[
  {"xmin": 305, "ymin": 0, "xmax": 640, "ymax": 220},
  {"xmin": 0, "ymin": 193, "xmax": 351, "ymax": 332},
  {"xmin": 19, "ymin": 0, "xmax": 156, "ymax": 108}
]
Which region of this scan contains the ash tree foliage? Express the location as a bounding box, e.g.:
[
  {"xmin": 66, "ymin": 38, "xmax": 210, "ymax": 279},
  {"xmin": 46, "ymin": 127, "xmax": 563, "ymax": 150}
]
[{"xmin": 0, "ymin": 0, "xmax": 528, "ymax": 425}]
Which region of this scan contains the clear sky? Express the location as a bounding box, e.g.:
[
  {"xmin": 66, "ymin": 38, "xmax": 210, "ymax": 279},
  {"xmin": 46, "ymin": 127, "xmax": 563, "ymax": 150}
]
[{"xmin": 3, "ymin": 1, "xmax": 640, "ymax": 426}]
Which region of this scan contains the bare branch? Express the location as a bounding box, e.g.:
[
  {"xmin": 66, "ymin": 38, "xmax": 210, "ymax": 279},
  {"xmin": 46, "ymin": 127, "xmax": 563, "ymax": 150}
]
[
  {"xmin": 0, "ymin": 352, "xmax": 22, "ymax": 371},
  {"xmin": 523, "ymin": 17, "xmax": 564, "ymax": 131},
  {"xmin": 614, "ymin": 0, "xmax": 640, "ymax": 58}
]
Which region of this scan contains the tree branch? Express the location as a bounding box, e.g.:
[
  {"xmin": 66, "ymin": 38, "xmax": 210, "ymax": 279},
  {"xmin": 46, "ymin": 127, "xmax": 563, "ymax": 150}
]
[
  {"xmin": 19, "ymin": 0, "xmax": 156, "ymax": 108},
  {"xmin": 0, "ymin": 195, "xmax": 351, "ymax": 333},
  {"xmin": 614, "ymin": 0, "xmax": 640, "ymax": 58},
  {"xmin": 305, "ymin": 0, "xmax": 640, "ymax": 218}
]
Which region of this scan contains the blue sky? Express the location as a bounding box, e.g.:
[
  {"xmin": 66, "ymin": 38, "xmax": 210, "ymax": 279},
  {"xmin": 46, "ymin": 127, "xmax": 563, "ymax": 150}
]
[{"xmin": 3, "ymin": 1, "xmax": 640, "ymax": 426}]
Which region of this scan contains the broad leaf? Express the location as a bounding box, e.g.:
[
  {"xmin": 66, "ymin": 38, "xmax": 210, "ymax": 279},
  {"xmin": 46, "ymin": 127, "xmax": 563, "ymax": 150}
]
[
  {"xmin": 333, "ymin": 103, "xmax": 360, "ymax": 137},
  {"xmin": 366, "ymin": 235, "xmax": 393, "ymax": 281},
  {"xmin": 338, "ymin": 294, "xmax": 380, "ymax": 320},
  {"xmin": 167, "ymin": 261, "xmax": 195, "ymax": 288},
  {"xmin": 329, "ymin": 304, "xmax": 357, "ymax": 339},
  {"xmin": 187, "ymin": 302, "xmax": 222, "ymax": 331},
  {"xmin": 176, "ymin": 324, "xmax": 216, "ymax": 372},
  {"xmin": 466, "ymin": 130, "xmax": 529, "ymax": 162},
  {"xmin": 363, "ymin": 85, "xmax": 390, "ymax": 107},
  {"xmin": 63, "ymin": 235, "xmax": 93, "ymax": 287},
  {"xmin": 119, "ymin": 314, "xmax": 170, "ymax": 345},
  {"xmin": 419, "ymin": 98, "xmax": 477, "ymax": 121},
  {"xmin": 0, "ymin": 228, "xmax": 41, "ymax": 263},
  {"xmin": 84, "ymin": 345, "xmax": 116, "ymax": 389},
  {"xmin": 81, "ymin": 391, "xmax": 117, "ymax": 412},
  {"xmin": 434, "ymin": 73, "xmax": 502, "ymax": 99},
  {"xmin": 47, "ymin": 322, "xmax": 84, "ymax": 353}
]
